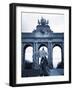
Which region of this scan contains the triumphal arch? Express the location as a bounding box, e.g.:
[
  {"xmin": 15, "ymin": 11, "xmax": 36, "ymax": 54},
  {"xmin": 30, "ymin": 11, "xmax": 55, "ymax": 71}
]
[{"xmin": 22, "ymin": 18, "xmax": 64, "ymax": 70}]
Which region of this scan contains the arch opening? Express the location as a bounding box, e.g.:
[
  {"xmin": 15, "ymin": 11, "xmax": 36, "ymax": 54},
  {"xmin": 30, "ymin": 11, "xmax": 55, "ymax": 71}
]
[
  {"xmin": 38, "ymin": 45, "xmax": 48, "ymax": 64},
  {"xmin": 25, "ymin": 46, "xmax": 33, "ymax": 63},
  {"xmin": 53, "ymin": 46, "xmax": 62, "ymax": 68}
]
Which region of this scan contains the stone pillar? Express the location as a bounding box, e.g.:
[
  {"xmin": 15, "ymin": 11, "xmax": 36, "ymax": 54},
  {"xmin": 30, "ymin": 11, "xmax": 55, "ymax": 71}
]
[
  {"xmin": 22, "ymin": 43, "xmax": 26, "ymax": 74},
  {"xmin": 61, "ymin": 44, "xmax": 64, "ymax": 63},
  {"xmin": 21, "ymin": 44, "xmax": 25, "ymax": 65},
  {"xmin": 33, "ymin": 42, "xmax": 39, "ymax": 69},
  {"xmin": 48, "ymin": 42, "xmax": 53, "ymax": 68},
  {"xmin": 60, "ymin": 43, "xmax": 64, "ymax": 68},
  {"xmin": 57, "ymin": 43, "xmax": 64, "ymax": 68},
  {"xmin": 22, "ymin": 44, "xmax": 26, "ymax": 63}
]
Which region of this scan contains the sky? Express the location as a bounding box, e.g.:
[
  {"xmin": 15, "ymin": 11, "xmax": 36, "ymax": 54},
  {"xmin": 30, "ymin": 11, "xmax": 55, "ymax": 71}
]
[{"xmin": 22, "ymin": 12, "xmax": 65, "ymax": 33}]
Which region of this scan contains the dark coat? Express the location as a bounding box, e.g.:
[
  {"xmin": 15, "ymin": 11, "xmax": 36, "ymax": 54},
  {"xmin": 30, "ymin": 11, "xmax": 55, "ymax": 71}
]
[{"xmin": 40, "ymin": 56, "xmax": 49, "ymax": 76}]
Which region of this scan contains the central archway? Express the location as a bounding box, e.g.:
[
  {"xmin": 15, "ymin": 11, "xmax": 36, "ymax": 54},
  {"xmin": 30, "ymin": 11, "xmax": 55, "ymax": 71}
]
[{"xmin": 38, "ymin": 45, "xmax": 48, "ymax": 64}]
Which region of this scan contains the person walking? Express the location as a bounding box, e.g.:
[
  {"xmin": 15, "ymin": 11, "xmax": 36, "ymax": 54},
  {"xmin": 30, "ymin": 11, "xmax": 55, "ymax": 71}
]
[{"xmin": 40, "ymin": 56, "xmax": 49, "ymax": 76}]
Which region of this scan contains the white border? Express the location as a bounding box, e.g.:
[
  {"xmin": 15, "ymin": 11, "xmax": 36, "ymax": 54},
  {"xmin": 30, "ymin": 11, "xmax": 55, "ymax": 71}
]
[{"xmin": 16, "ymin": 6, "xmax": 69, "ymax": 84}]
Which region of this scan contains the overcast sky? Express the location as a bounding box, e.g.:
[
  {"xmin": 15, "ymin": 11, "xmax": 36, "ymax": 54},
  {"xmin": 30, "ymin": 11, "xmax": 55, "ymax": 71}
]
[{"xmin": 22, "ymin": 12, "xmax": 65, "ymax": 33}]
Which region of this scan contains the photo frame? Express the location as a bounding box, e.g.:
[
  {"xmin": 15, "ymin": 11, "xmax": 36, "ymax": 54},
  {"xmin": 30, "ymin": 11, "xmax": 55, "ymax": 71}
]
[{"xmin": 9, "ymin": 3, "xmax": 71, "ymax": 87}]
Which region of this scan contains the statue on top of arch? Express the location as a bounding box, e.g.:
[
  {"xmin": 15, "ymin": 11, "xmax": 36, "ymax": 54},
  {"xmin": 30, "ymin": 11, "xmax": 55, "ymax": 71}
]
[
  {"xmin": 33, "ymin": 17, "xmax": 53, "ymax": 34},
  {"xmin": 38, "ymin": 17, "xmax": 49, "ymax": 26}
]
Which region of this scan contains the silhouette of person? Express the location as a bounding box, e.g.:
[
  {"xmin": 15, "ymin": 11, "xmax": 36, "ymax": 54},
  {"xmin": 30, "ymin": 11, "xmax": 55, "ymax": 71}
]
[{"xmin": 40, "ymin": 56, "xmax": 49, "ymax": 76}]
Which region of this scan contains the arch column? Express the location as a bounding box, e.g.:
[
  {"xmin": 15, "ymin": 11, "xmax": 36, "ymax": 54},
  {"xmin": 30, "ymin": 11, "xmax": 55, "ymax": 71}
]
[
  {"xmin": 61, "ymin": 43, "xmax": 64, "ymax": 63},
  {"xmin": 57, "ymin": 43, "xmax": 64, "ymax": 68},
  {"xmin": 22, "ymin": 44, "xmax": 24, "ymax": 64},
  {"xmin": 22, "ymin": 43, "xmax": 26, "ymax": 74},
  {"xmin": 58, "ymin": 43, "xmax": 64, "ymax": 68},
  {"xmin": 33, "ymin": 42, "xmax": 39, "ymax": 69},
  {"xmin": 22, "ymin": 43, "xmax": 28, "ymax": 63},
  {"xmin": 48, "ymin": 42, "xmax": 53, "ymax": 68}
]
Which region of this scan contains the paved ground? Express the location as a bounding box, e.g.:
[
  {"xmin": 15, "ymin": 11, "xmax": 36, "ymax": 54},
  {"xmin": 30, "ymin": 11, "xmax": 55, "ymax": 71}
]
[
  {"xmin": 22, "ymin": 68, "xmax": 64, "ymax": 77},
  {"xmin": 49, "ymin": 68, "xmax": 64, "ymax": 76}
]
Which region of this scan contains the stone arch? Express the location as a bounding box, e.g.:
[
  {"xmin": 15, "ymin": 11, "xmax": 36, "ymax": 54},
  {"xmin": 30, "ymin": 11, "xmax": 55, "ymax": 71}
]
[
  {"xmin": 38, "ymin": 43, "xmax": 48, "ymax": 50},
  {"xmin": 53, "ymin": 46, "xmax": 62, "ymax": 68},
  {"xmin": 38, "ymin": 44, "xmax": 48, "ymax": 64},
  {"xmin": 23, "ymin": 43, "xmax": 33, "ymax": 62},
  {"xmin": 25, "ymin": 46, "xmax": 33, "ymax": 62},
  {"xmin": 52, "ymin": 43, "xmax": 64, "ymax": 68},
  {"xmin": 53, "ymin": 43, "xmax": 62, "ymax": 50}
]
